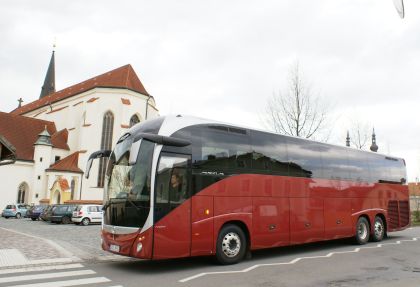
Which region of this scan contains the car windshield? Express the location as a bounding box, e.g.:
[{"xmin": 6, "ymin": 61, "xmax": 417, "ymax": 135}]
[
  {"xmin": 104, "ymin": 137, "xmax": 155, "ymax": 227},
  {"xmin": 6, "ymin": 205, "xmax": 15, "ymax": 209}
]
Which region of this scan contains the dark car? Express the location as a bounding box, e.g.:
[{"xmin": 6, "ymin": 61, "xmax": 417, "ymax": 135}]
[
  {"xmin": 40, "ymin": 205, "xmax": 56, "ymax": 222},
  {"xmin": 26, "ymin": 205, "xmax": 47, "ymax": 221},
  {"xmin": 50, "ymin": 205, "xmax": 76, "ymax": 224}
]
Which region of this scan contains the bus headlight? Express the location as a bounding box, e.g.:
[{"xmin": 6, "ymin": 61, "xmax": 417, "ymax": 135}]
[{"xmin": 137, "ymin": 243, "xmax": 143, "ymax": 253}]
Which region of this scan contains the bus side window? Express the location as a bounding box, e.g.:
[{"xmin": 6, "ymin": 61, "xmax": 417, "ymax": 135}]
[
  {"xmin": 287, "ymin": 138, "xmax": 323, "ymax": 179},
  {"xmin": 347, "ymin": 149, "xmax": 370, "ymax": 182},
  {"xmin": 250, "ymin": 131, "xmax": 288, "ymax": 176}
]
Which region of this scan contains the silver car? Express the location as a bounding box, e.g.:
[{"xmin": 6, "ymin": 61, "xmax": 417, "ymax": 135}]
[{"xmin": 1, "ymin": 204, "xmax": 31, "ymax": 219}]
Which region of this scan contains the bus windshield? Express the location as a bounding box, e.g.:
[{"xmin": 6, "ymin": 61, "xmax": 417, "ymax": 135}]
[{"xmin": 104, "ymin": 138, "xmax": 155, "ymax": 228}]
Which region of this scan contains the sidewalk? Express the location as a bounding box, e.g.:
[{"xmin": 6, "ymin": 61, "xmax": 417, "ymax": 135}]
[{"xmin": 0, "ymin": 227, "xmax": 80, "ymax": 269}]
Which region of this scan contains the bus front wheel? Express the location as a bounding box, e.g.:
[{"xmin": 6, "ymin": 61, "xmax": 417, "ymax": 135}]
[
  {"xmin": 216, "ymin": 224, "xmax": 247, "ymax": 265},
  {"xmin": 355, "ymin": 217, "xmax": 370, "ymax": 244}
]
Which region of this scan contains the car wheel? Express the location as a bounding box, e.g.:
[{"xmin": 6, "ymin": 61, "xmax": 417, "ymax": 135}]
[
  {"xmin": 355, "ymin": 217, "xmax": 370, "ymax": 244},
  {"xmin": 15, "ymin": 213, "xmax": 21, "ymax": 219},
  {"xmin": 371, "ymin": 216, "xmax": 385, "ymax": 242},
  {"xmin": 62, "ymin": 216, "xmax": 71, "ymax": 224},
  {"xmin": 31, "ymin": 218, "xmax": 37, "ymax": 221},
  {"xmin": 81, "ymin": 218, "xmax": 90, "ymax": 226},
  {"xmin": 215, "ymin": 224, "xmax": 247, "ymax": 265},
  {"xmin": 5, "ymin": 217, "xmax": 9, "ymax": 219}
]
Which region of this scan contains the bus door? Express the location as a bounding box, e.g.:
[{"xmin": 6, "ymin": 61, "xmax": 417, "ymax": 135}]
[{"xmin": 153, "ymin": 153, "xmax": 191, "ymax": 259}]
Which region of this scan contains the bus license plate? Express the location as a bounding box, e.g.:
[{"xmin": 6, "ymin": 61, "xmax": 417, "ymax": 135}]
[{"xmin": 109, "ymin": 244, "xmax": 120, "ymax": 252}]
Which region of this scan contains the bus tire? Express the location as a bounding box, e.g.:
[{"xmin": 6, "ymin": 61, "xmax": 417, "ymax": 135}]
[
  {"xmin": 371, "ymin": 216, "xmax": 385, "ymax": 242},
  {"xmin": 355, "ymin": 217, "xmax": 370, "ymax": 244},
  {"xmin": 215, "ymin": 224, "xmax": 247, "ymax": 265}
]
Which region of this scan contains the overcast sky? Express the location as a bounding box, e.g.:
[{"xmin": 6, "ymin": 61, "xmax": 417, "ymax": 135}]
[{"xmin": 1, "ymin": 0, "xmax": 419, "ymax": 181}]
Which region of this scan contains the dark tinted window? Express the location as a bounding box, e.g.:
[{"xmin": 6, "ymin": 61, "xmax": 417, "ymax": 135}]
[
  {"xmin": 250, "ymin": 131, "xmax": 288, "ymax": 175},
  {"xmin": 287, "ymin": 138, "xmax": 323, "ymax": 178},
  {"xmin": 188, "ymin": 125, "xmax": 252, "ymax": 171},
  {"xmin": 346, "ymin": 149, "xmax": 370, "ymax": 182},
  {"xmin": 365, "ymin": 153, "xmax": 405, "ymax": 184},
  {"xmin": 320, "ymin": 145, "xmax": 352, "ymax": 181}
]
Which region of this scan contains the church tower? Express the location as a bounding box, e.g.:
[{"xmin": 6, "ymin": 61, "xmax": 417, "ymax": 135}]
[
  {"xmin": 39, "ymin": 50, "xmax": 56, "ymax": 99},
  {"xmin": 370, "ymin": 128, "xmax": 378, "ymax": 152}
]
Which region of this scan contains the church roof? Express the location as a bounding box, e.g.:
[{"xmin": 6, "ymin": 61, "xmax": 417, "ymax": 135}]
[
  {"xmin": 0, "ymin": 112, "xmax": 70, "ymax": 161},
  {"xmin": 46, "ymin": 151, "xmax": 83, "ymax": 174},
  {"xmin": 39, "ymin": 51, "xmax": 56, "ymax": 99},
  {"xmin": 12, "ymin": 64, "xmax": 151, "ymax": 115}
]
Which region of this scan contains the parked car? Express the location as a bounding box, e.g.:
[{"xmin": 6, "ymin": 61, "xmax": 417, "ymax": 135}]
[
  {"xmin": 26, "ymin": 205, "xmax": 47, "ymax": 221},
  {"xmin": 50, "ymin": 204, "xmax": 76, "ymax": 224},
  {"xmin": 40, "ymin": 205, "xmax": 56, "ymax": 221},
  {"xmin": 72, "ymin": 204, "xmax": 103, "ymax": 226},
  {"xmin": 1, "ymin": 204, "xmax": 31, "ymax": 219}
]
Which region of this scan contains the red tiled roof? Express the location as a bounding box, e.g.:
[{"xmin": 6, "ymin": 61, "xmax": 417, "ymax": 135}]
[
  {"xmin": 46, "ymin": 152, "xmax": 83, "ymax": 173},
  {"xmin": 51, "ymin": 129, "xmax": 69, "ymax": 150},
  {"xmin": 0, "ymin": 112, "xmax": 69, "ymax": 161},
  {"xmin": 12, "ymin": 64, "xmax": 150, "ymax": 115}
]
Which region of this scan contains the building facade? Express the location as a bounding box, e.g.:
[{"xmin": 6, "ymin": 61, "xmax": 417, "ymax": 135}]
[{"xmin": 0, "ymin": 58, "xmax": 159, "ymax": 208}]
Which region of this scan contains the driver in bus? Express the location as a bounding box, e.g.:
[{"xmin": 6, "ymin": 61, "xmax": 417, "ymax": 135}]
[{"xmin": 169, "ymin": 170, "xmax": 185, "ymax": 202}]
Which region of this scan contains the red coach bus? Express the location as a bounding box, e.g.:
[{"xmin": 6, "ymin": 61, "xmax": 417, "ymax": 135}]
[{"xmin": 86, "ymin": 115, "xmax": 409, "ymax": 264}]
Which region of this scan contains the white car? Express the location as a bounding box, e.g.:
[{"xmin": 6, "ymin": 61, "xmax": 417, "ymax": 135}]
[{"xmin": 71, "ymin": 204, "xmax": 103, "ymax": 226}]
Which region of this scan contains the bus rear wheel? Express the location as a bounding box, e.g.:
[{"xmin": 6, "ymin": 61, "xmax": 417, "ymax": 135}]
[
  {"xmin": 216, "ymin": 224, "xmax": 247, "ymax": 265},
  {"xmin": 371, "ymin": 216, "xmax": 385, "ymax": 242},
  {"xmin": 355, "ymin": 217, "xmax": 370, "ymax": 244}
]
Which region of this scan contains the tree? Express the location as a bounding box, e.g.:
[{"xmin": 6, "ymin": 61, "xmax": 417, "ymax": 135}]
[
  {"xmin": 348, "ymin": 120, "xmax": 370, "ymax": 150},
  {"xmin": 265, "ymin": 62, "xmax": 329, "ymax": 140}
]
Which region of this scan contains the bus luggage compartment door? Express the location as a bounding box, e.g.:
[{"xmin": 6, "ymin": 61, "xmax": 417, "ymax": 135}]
[{"xmin": 153, "ymin": 153, "xmax": 191, "ymax": 259}]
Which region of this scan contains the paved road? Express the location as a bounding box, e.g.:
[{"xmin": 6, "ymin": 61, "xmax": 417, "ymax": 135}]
[
  {"xmin": 1, "ymin": 217, "xmax": 419, "ymax": 286},
  {"xmin": 86, "ymin": 227, "xmax": 420, "ymax": 287}
]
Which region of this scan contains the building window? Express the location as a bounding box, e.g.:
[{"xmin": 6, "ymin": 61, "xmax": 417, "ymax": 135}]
[
  {"xmin": 17, "ymin": 183, "xmax": 27, "ymax": 203},
  {"xmin": 129, "ymin": 114, "xmax": 140, "ymax": 128},
  {"xmin": 70, "ymin": 179, "xmax": 75, "ymax": 200},
  {"xmin": 55, "ymin": 156, "xmax": 61, "ymax": 162},
  {"xmin": 98, "ymin": 111, "xmax": 114, "ymax": 187},
  {"xmin": 38, "ymin": 175, "xmax": 41, "ymax": 180},
  {"xmin": 40, "ymin": 157, "xmax": 43, "ymax": 162}
]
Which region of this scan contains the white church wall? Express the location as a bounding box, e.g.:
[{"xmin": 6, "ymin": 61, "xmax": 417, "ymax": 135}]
[
  {"xmin": 0, "ymin": 161, "xmax": 33, "ymax": 209},
  {"xmin": 22, "ymin": 87, "xmax": 159, "ymax": 203}
]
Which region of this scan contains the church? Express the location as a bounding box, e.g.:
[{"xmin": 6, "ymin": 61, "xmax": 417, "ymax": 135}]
[{"xmin": 0, "ymin": 51, "xmax": 159, "ymax": 209}]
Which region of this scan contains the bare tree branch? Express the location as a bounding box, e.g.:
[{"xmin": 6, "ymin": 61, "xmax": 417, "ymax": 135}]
[{"xmin": 264, "ymin": 61, "xmax": 330, "ymax": 140}]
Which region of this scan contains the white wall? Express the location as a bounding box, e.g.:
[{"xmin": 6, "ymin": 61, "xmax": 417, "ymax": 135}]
[
  {"xmin": 0, "ymin": 161, "xmax": 33, "ymax": 209},
  {"xmin": 23, "ymin": 87, "xmax": 159, "ymax": 203}
]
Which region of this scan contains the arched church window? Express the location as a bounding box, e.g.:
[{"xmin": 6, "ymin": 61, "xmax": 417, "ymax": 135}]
[
  {"xmin": 129, "ymin": 114, "xmax": 140, "ymax": 127},
  {"xmin": 98, "ymin": 111, "xmax": 114, "ymax": 187},
  {"xmin": 70, "ymin": 179, "xmax": 75, "ymax": 200},
  {"xmin": 17, "ymin": 183, "xmax": 27, "ymax": 203}
]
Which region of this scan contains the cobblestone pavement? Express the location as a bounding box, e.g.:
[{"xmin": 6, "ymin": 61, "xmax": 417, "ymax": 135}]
[
  {"xmin": 0, "ymin": 228, "xmax": 62, "ymax": 260},
  {"xmin": 0, "ymin": 217, "xmax": 126, "ymax": 266}
]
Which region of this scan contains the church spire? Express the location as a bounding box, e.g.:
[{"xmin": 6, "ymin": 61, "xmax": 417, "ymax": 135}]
[
  {"xmin": 39, "ymin": 49, "xmax": 56, "ymax": 99},
  {"xmin": 346, "ymin": 130, "xmax": 350, "ymax": 147},
  {"xmin": 370, "ymin": 128, "xmax": 378, "ymax": 152}
]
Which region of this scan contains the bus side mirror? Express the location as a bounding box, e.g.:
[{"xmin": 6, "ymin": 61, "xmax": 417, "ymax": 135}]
[{"xmin": 85, "ymin": 150, "xmax": 111, "ymax": 179}]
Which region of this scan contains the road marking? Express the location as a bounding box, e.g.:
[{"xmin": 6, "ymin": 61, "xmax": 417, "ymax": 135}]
[
  {"xmin": 0, "ymin": 263, "xmax": 84, "ymax": 275},
  {"xmin": 10, "ymin": 277, "xmax": 111, "ymax": 287},
  {"xmin": 0, "ymin": 269, "xmax": 95, "ymax": 284},
  {"xmin": 179, "ymin": 237, "xmax": 420, "ymax": 283}
]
